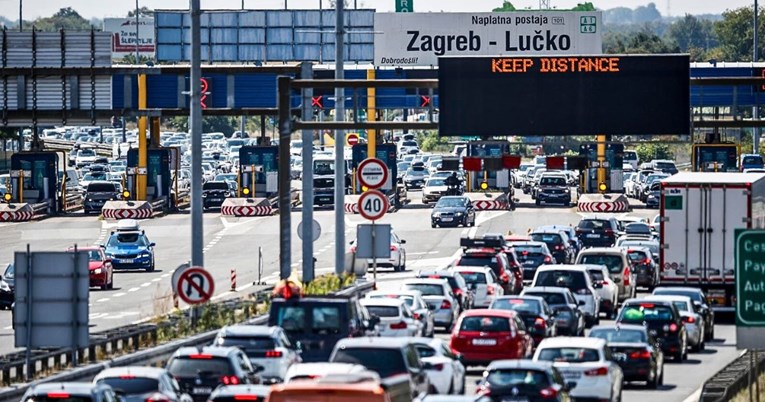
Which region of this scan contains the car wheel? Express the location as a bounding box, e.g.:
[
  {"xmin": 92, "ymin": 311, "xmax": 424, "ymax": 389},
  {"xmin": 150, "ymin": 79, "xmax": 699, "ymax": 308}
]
[
  {"xmin": 107, "ymin": 280, "xmax": 113, "ymax": 290},
  {"xmin": 101, "ymin": 283, "xmax": 108, "ymax": 290},
  {"xmin": 659, "ymin": 364, "xmax": 664, "ymax": 385},
  {"xmin": 146, "ymin": 262, "xmax": 155, "ymax": 272}
]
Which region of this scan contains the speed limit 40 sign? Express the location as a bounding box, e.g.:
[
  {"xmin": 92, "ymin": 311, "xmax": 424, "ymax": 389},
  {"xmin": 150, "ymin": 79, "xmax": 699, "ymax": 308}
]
[{"xmin": 357, "ymin": 190, "xmax": 389, "ymax": 221}]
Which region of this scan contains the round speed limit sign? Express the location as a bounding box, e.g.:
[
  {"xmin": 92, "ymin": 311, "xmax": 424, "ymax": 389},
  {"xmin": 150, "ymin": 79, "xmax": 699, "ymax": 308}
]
[{"xmin": 357, "ymin": 190, "xmax": 389, "ymax": 221}]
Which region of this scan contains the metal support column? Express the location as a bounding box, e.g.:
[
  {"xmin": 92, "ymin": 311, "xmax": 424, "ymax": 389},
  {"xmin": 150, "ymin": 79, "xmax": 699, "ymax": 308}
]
[
  {"xmin": 755, "ymin": 0, "xmax": 761, "ymax": 154},
  {"xmin": 150, "ymin": 117, "xmax": 160, "ymax": 148},
  {"xmin": 367, "ymin": 68, "xmax": 376, "ymax": 158},
  {"xmin": 596, "ymin": 134, "xmax": 606, "ymax": 194},
  {"xmin": 300, "ymin": 63, "xmax": 315, "ymax": 283},
  {"xmin": 278, "ymin": 76, "xmax": 292, "ymax": 280},
  {"xmin": 189, "ymin": 0, "xmax": 203, "ymax": 269},
  {"xmin": 136, "ymin": 74, "xmax": 148, "ymax": 201},
  {"xmin": 334, "ymin": 0, "xmax": 346, "ymax": 276}
]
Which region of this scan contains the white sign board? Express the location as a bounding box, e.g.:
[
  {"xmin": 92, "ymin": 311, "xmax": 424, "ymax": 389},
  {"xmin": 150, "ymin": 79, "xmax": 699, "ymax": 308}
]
[
  {"xmin": 103, "ymin": 17, "xmax": 155, "ymax": 59},
  {"xmin": 374, "ymin": 12, "xmax": 603, "ymax": 66}
]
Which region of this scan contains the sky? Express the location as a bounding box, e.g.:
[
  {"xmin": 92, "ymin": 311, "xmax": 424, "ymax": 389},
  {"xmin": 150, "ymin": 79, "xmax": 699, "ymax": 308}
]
[{"xmin": 0, "ymin": 0, "xmax": 757, "ymax": 21}]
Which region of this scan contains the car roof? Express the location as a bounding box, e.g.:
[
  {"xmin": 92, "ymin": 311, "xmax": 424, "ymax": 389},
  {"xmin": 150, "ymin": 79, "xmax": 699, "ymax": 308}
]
[
  {"xmin": 173, "ymin": 346, "xmax": 240, "ymax": 357},
  {"xmin": 94, "ymin": 366, "xmax": 168, "ymax": 380},
  {"xmin": 418, "ymin": 270, "xmax": 459, "ymax": 278},
  {"xmin": 486, "ymin": 359, "xmax": 555, "ymax": 371},
  {"xmin": 28, "ymin": 382, "xmax": 103, "ymax": 395},
  {"xmin": 507, "ymin": 241, "xmax": 547, "ymax": 247},
  {"xmin": 538, "ymin": 336, "xmax": 606, "ymax": 349},
  {"xmin": 536, "ymin": 264, "xmax": 589, "ymax": 273},
  {"xmin": 217, "ymin": 325, "xmax": 280, "ymax": 337},
  {"xmin": 522, "ymin": 286, "xmax": 571, "ymax": 295},
  {"xmin": 643, "ymin": 295, "xmax": 692, "ymax": 304},
  {"xmin": 334, "ymin": 337, "xmax": 413, "ymax": 349},
  {"xmin": 360, "ymin": 298, "xmax": 405, "ymax": 307},
  {"xmin": 451, "ymin": 266, "xmax": 492, "ymax": 273},
  {"xmin": 461, "ymin": 309, "xmax": 518, "ymax": 318},
  {"xmin": 530, "ymin": 231, "xmax": 563, "ymax": 236},
  {"xmin": 589, "ymin": 324, "xmax": 647, "ymax": 333},
  {"xmin": 653, "ymin": 287, "xmax": 703, "ymax": 294},
  {"xmin": 403, "ymin": 278, "xmax": 449, "ymax": 286},
  {"xmin": 494, "ymin": 295, "xmax": 545, "ymax": 304},
  {"xmin": 367, "ymin": 290, "xmax": 423, "ymax": 298},
  {"xmin": 578, "ymin": 247, "xmax": 626, "ymax": 255},
  {"xmin": 622, "ymin": 298, "xmax": 673, "ymax": 307},
  {"xmin": 287, "ymin": 363, "xmax": 368, "ymax": 376},
  {"xmin": 536, "ymin": 225, "xmax": 574, "ymax": 232},
  {"xmin": 580, "ymin": 215, "xmax": 616, "ymax": 220}
]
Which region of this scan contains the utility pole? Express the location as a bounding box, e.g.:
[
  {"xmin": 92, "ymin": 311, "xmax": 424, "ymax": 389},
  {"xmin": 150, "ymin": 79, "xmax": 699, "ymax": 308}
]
[
  {"xmin": 18, "ymin": 0, "xmax": 22, "ymax": 32},
  {"xmin": 189, "ymin": 0, "xmax": 203, "ymax": 269},
  {"xmin": 135, "ymin": 0, "xmax": 140, "ymax": 63},
  {"xmin": 755, "ymin": 0, "xmax": 760, "ymax": 154},
  {"xmin": 334, "ymin": 0, "xmax": 346, "ymax": 276}
]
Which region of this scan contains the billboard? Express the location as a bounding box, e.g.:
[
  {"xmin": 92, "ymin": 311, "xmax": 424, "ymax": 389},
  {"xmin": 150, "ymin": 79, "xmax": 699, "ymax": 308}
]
[
  {"xmin": 103, "ymin": 17, "xmax": 155, "ymax": 59},
  {"xmin": 374, "ymin": 12, "xmax": 602, "ymax": 66},
  {"xmin": 438, "ymin": 55, "xmax": 690, "ymax": 136}
]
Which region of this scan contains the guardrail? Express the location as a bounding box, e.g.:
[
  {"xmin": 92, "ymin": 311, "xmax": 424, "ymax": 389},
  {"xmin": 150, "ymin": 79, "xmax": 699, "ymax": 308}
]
[
  {"xmin": 64, "ymin": 192, "xmax": 83, "ymax": 212},
  {"xmin": 42, "ymin": 139, "xmax": 112, "ymax": 157},
  {"xmin": 0, "ymin": 280, "xmax": 373, "ymax": 402},
  {"xmin": 150, "ymin": 198, "xmax": 167, "ymax": 216},
  {"xmin": 701, "ymin": 350, "xmax": 765, "ymax": 402},
  {"xmin": 29, "ymin": 202, "xmax": 48, "ymax": 217}
]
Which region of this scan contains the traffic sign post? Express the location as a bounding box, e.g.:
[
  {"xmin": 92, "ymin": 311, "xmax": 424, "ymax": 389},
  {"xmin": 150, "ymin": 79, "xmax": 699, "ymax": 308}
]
[
  {"xmin": 396, "ymin": 0, "xmax": 413, "ymax": 12},
  {"xmin": 346, "ymin": 133, "xmax": 360, "ymax": 146},
  {"xmin": 357, "ymin": 158, "xmax": 389, "ymax": 190},
  {"xmin": 357, "ymin": 190, "xmax": 390, "ymax": 284},
  {"xmin": 176, "ymin": 267, "xmax": 215, "ymax": 305},
  {"xmin": 735, "ymin": 229, "xmax": 765, "ymax": 349}
]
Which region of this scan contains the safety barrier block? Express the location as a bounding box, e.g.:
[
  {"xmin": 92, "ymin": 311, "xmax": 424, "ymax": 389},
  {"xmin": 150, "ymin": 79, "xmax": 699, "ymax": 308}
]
[
  {"xmin": 465, "ymin": 192, "xmax": 510, "ymax": 210},
  {"xmin": 577, "ymin": 194, "xmax": 631, "ymax": 213},
  {"xmin": 101, "ymin": 201, "xmax": 153, "ymax": 219},
  {"xmin": 0, "ymin": 203, "xmax": 34, "ymax": 222},
  {"xmin": 221, "ymin": 198, "xmax": 273, "ymax": 217}
]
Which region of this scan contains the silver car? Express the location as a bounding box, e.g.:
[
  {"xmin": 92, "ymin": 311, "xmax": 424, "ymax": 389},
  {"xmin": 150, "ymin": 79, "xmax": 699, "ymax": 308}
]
[{"xmin": 402, "ymin": 279, "xmax": 460, "ymax": 331}]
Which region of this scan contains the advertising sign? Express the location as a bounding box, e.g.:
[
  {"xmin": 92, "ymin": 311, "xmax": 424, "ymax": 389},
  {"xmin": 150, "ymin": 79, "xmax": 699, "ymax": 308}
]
[
  {"xmin": 103, "ymin": 17, "xmax": 155, "ymax": 59},
  {"xmin": 374, "ymin": 12, "xmax": 602, "ymax": 66}
]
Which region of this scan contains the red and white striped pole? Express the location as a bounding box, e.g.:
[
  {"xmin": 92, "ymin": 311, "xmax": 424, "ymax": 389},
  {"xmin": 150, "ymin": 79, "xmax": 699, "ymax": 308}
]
[{"xmin": 230, "ymin": 268, "xmax": 237, "ymax": 291}]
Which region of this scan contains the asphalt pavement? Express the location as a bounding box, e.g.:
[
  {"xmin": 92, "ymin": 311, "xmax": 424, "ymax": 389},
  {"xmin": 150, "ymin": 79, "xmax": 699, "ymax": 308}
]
[{"xmin": 0, "ymin": 189, "xmax": 741, "ymax": 402}]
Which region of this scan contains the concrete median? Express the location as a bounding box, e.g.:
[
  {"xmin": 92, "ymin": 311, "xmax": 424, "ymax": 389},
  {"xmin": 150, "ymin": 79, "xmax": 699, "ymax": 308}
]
[
  {"xmin": 101, "ymin": 201, "xmax": 153, "ymax": 220},
  {"xmin": 577, "ymin": 193, "xmax": 630, "ymax": 213},
  {"xmin": 221, "ymin": 198, "xmax": 273, "ymax": 217},
  {"xmin": 0, "ymin": 203, "xmax": 34, "ymax": 222}
]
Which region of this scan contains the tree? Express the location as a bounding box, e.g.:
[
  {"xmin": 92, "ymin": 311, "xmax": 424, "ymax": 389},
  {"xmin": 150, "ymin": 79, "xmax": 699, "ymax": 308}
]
[
  {"xmin": 128, "ymin": 7, "xmax": 154, "ymax": 18},
  {"xmin": 31, "ymin": 7, "xmax": 91, "ymax": 31},
  {"xmin": 571, "ymin": 2, "xmax": 596, "ymax": 12},
  {"xmin": 636, "ymin": 143, "xmax": 674, "ymax": 164},
  {"xmin": 493, "ymin": 1, "xmax": 516, "ymax": 12},
  {"xmin": 604, "ymin": 29, "xmax": 679, "ymax": 54},
  {"xmin": 712, "ymin": 6, "xmax": 765, "ymax": 61},
  {"xmin": 632, "ymin": 3, "xmax": 662, "ymax": 24},
  {"xmin": 666, "ymin": 14, "xmax": 716, "ymax": 52},
  {"xmin": 116, "ymin": 54, "xmax": 155, "ymax": 65}
]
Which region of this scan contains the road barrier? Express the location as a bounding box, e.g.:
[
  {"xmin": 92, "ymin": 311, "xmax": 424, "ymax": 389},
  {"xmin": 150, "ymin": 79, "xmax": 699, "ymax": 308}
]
[
  {"xmin": 0, "ymin": 281, "xmax": 372, "ymax": 402},
  {"xmin": 221, "ymin": 198, "xmax": 273, "ymax": 217},
  {"xmin": 101, "ymin": 201, "xmax": 153, "ymax": 219},
  {"xmin": 230, "ymin": 269, "xmax": 237, "ymax": 291},
  {"xmin": 577, "ymin": 193, "xmax": 631, "ymax": 213},
  {"xmin": 43, "ymin": 139, "xmax": 112, "ymax": 157},
  {"xmin": 701, "ymin": 350, "xmax": 765, "ymax": 402},
  {"xmin": 64, "ymin": 192, "xmax": 83, "ymax": 212},
  {"xmin": 466, "ymin": 192, "xmax": 510, "ymax": 210},
  {"xmin": 0, "ymin": 203, "xmax": 34, "ymax": 222}
]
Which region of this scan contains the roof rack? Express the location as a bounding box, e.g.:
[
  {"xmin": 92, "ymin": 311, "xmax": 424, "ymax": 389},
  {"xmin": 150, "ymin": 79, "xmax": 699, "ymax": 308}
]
[{"xmin": 460, "ymin": 236, "xmax": 504, "ymax": 249}]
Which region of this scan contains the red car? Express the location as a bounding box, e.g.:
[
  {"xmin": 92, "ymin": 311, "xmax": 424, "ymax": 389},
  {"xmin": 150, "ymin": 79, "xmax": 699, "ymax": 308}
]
[
  {"xmin": 69, "ymin": 247, "xmax": 114, "ymax": 290},
  {"xmin": 450, "ymin": 309, "xmax": 534, "ymax": 366}
]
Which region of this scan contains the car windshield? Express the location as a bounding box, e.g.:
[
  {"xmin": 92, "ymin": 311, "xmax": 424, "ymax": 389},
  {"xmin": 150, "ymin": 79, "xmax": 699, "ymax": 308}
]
[
  {"xmin": 78, "ymin": 149, "xmax": 95, "ymax": 156},
  {"xmin": 534, "ymin": 271, "xmax": 588, "ymax": 292},
  {"xmin": 87, "ymin": 183, "xmax": 116, "ymax": 192},
  {"xmin": 83, "ymin": 173, "xmax": 107, "ymax": 181},
  {"xmin": 402, "ymin": 141, "xmax": 417, "ymax": 147},
  {"xmin": 406, "ymin": 168, "xmax": 427, "ymax": 176},
  {"xmin": 530, "ymin": 233, "xmax": 562, "ymax": 244},
  {"xmin": 492, "ymin": 299, "xmax": 541, "ymax": 315},
  {"xmin": 669, "ymin": 301, "xmax": 689, "ymax": 312},
  {"xmin": 460, "ymin": 316, "xmax": 511, "ymax": 332},
  {"xmin": 314, "ymin": 161, "xmax": 335, "ymax": 175},
  {"xmin": 540, "ymin": 177, "xmax": 566, "ymax": 186},
  {"xmin": 620, "ymin": 241, "xmax": 659, "ymax": 255},
  {"xmin": 589, "ymin": 328, "xmax": 647, "ymax": 343},
  {"xmin": 403, "ymin": 284, "xmax": 444, "ymax": 296},
  {"xmin": 525, "ymin": 292, "xmax": 566, "ymax": 306},
  {"xmin": 217, "ymin": 336, "xmax": 276, "ymax": 353},
  {"xmin": 627, "ymin": 251, "xmax": 649, "ymax": 262},
  {"xmin": 86, "ymin": 250, "xmax": 102, "ymax": 261},
  {"xmin": 435, "ymin": 198, "xmax": 466, "ymax": 208},
  {"xmin": 654, "ymin": 162, "xmax": 676, "ymax": 170},
  {"xmin": 365, "ymin": 306, "xmax": 401, "ymax": 318},
  {"xmin": 626, "ymin": 224, "xmax": 651, "ymax": 234},
  {"xmin": 203, "ymin": 182, "xmax": 229, "ymax": 190},
  {"xmin": 579, "ymin": 255, "xmax": 623, "ymax": 273},
  {"xmin": 397, "ymin": 162, "xmax": 411, "ymax": 171},
  {"xmin": 97, "ymin": 377, "xmax": 159, "ymax": 395},
  {"xmin": 3, "ymin": 263, "xmax": 13, "ymax": 279},
  {"xmin": 427, "ymin": 179, "xmax": 446, "ymax": 186},
  {"xmin": 167, "ymin": 357, "xmax": 233, "ymax": 377},
  {"xmin": 458, "ymin": 256, "xmax": 497, "ymax": 270},
  {"xmin": 332, "ymin": 348, "xmax": 406, "ymax": 378},
  {"xmin": 744, "ymin": 155, "xmax": 764, "ymax": 165},
  {"xmin": 578, "ymin": 219, "xmax": 610, "ymax": 230},
  {"xmin": 653, "ymin": 289, "xmax": 703, "ymax": 303},
  {"xmin": 107, "ymin": 232, "xmax": 148, "ymax": 247},
  {"xmin": 619, "ymin": 304, "xmax": 674, "ymax": 323},
  {"xmin": 537, "ymin": 347, "xmax": 600, "ymax": 363},
  {"xmin": 458, "ymin": 271, "xmax": 487, "ymax": 285},
  {"xmin": 485, "ymin": 369, "xmax": 550, "ymax": 388}
]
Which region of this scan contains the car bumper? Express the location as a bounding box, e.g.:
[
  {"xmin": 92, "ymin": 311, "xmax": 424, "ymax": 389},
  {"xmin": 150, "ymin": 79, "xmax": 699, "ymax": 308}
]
[
  {"xmin": 458, "ymin": 351, "xmax": 522, "ymax": 366},
  {"xmin": 432, "ymin": 309, "xmax": 454, "ymax": 326},
  {"xmin": 110, "ymin": 257, "xmax": 152, "ymax": 269},
  {"xmin": 422, "ymin": 193, "xmax": 443, "ymax": 202},
  {"xmin": 89, "ymin": 272, "xmax": 108, "ymax": 287},
  {"xmin": 203, "ymin": 198, "xmax": 227, "ymax": 208},
  {"xmin": 432, "ymin": 216, "xmax": 465, "ymax": 226},
  {"xmin": 405, "ymin": 181, "xmax": 425, "ymax": 188},
  {"xmin": 566, "ymin": 376, "xmax": 613, "ymax": 399},
  {"xmin": 83, "ymin": 200, "xmax": 108, "ymax": 211},
  {"xmin": 618, "ymin": 361, "xmax": 653, "ymax": 381},
  {"xmin": 537, "ymin": 193, "xmax": 571, "ymax": 204},
  {"xmin": 313, "ymin": 194, "xmax": 334, "ymax": 206}
]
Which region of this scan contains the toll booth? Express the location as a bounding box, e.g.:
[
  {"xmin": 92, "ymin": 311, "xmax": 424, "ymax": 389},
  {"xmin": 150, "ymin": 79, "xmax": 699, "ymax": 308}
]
[
  {"xmin": 126, "ymin": 148, "xmax": 172, "ymax": 200},
  {"xmin": 351, "ymin": 144, "xmax": 398, "ymax": 194},
  {"xmin": 692, "ymin": 143, "xmax": 740, "ymax": 172},
  {"xmin": 579, "ymin": 143, "xmax": 624, "ymax": 193},
  {"xmin": 9, "ymin": 152, "xmax": 60, "ymax": 213},
  {"xmin": 465, "ymin": 141, "xmax": 512, "ymax": 191},
  {"xmin": 238, "ymin": 146, "xmax": 278, "ymax": 198}
]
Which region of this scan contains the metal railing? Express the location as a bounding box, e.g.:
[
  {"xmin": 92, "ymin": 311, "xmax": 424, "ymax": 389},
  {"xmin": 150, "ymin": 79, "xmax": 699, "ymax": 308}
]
[
  {"xmin": 63, "ymin": 192, "xmax": 83, "ymax": 212},
  {"xmin": 42, "ymin": 139, "xmax": 112, "ymax": 157},
  {"xmin": 701, "ymin": 350, "xmax": 765, "ymax": 402}
]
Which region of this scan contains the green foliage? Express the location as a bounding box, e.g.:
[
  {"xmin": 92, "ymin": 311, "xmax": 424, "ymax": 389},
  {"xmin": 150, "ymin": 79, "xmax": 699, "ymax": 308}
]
[
  {"xmin": 604, "ymin": 29, "xmax": 680, "ymax": 54},
  {"xmin": 493, "ymin": 1, "xmax": 516, "ymax": 12},
  {"xmin": 116, "ymin": 54, "xmax": 156, "ymax": 65},
  {"xmin": 303, "ymin": 273, "xmax": 355, "ymax": 295},
  {"xmin": 416, "ymin": 131, "xmax": 451, "ymax": 153},
  {"xmin": 0, "ymin": 128, "xmax": 18, "ymax": 141},
  {"xmin": 493, "ymin": 1, "xmax": 593, "ymax": 12},
  {"xmin": 127, "ymin": 6, "xmax": 154, "ymax": 18},
  {"xmin": 26, "ymin": 7, "xmax": 92, "ymax": 32},
  {"xmin": 571, "ymin": 2, "xmax": 596, "ymax": 12},
  {"xmin": 636, "ymin": 143, "xmax": 674, "ymax": 164},
  {"xmin": 713, "ymin": 6, "xmax": 765, "ymax": 61}
]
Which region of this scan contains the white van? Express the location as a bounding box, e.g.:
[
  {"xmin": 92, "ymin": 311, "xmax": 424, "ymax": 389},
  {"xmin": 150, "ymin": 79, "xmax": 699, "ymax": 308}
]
[{"xmin": 623, "ymin": 150, "xmax": 639, "ymax": 170}]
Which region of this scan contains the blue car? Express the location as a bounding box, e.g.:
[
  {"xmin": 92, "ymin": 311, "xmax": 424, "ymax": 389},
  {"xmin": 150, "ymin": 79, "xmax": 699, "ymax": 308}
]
[{"xmin": 102, "ymin": 226, "xmax": 156, "ymax": 272}]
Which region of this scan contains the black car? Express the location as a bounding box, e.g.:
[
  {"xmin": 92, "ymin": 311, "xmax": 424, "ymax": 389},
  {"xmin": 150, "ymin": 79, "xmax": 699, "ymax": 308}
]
[
  {"xmin": 521, "ymin": 287, "xmax": 585, "ymax": 337},
  {"xmin": 535, "ymin": 174, "xmax": 572, "ymax": 206},
  {"xmin": 625, "ymin": 247, "xmax": 659, "ymax": 289},
  {"xmin": 652, "ymin": 287, "xmax": 715, "ymax": 341},
  {"xmin": 431, "ymin": 196, "xmax": 475, "ymax": 228},
  {"xmin": 617, "ymin": 299, "xmax": 688, "ymax": 362},
  {"xmin": 508, "ymin": 241, "xmax": 553, "ymax": 282},
  {"xmin": 589, "ymin": 324, "xmax": 665, "ymax": 388},
  {"xmin": 416, "ymin": 270, "xmax": 474, "ymax": 312},
  {"xmin": 268, "ymin": 295, "xmax": 378, "ymax": 362},
  {"xmin": 576, "ymin": 216, "xmax": 620, "ymax": 248},
  {"xmin": 645, "ymin": 182, "xmax": 662, "ymax": 208},
  {"xmin": 0, "ymin": 263, "xmax": 13, "ymax": 310},
  {"xmin": 20, "ymin": 382, "xmax": 119, "ymax": 402},
  {"xmin": 490, "ymin": 296, "xmax": 557, "ymax": 346},
  {"xmin": 203, "ymin": 181, "xmax": 235, "ymax": 210},
  {"xmin": 403, "ymin": 166, "xmax": 429, "ymax": 189},
  {"xmin": 166, "ymin": 346, "xmax": 262, "ymax": 402},
  {"xmin": 477, "ymin": 360, "xmax": 574, "ymax": 402},
  {"xmin": 536, "ymin": 225, "xmax": 582, "ymax": 255},
  {"xmin": 208, "ymin": 385, "xmax": 271, "ymax": 402},
  {"xmin": 83, "ymin": 181, "xmax": 120, "ymax": 214},
  {"xmin": 529, "ymin": 231, "xmax": 575, "ymax": 264}
]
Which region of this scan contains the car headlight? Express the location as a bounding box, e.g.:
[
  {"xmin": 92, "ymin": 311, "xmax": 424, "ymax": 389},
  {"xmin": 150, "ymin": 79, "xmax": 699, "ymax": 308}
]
[
  {"xmin": 432, "ymin": 212, "xmax": 441, "ymax": 218},
  {"xmin": 0, "ymin": 281, "xmax": 9, "ymax": 291},
  {"xmin": 141, "ymin": 252, "xmax": 151, "ymax": 258},
  {"xmin": 93, "ymin": 268, "xmax": 103, "ymax": 275},
  {"xmin": 455, "ymin": 212, "xmax": 464, "ymax": 216},
  {"xmin": 202, "ymin": 193, "xmax": 208, "ymax": 198}
]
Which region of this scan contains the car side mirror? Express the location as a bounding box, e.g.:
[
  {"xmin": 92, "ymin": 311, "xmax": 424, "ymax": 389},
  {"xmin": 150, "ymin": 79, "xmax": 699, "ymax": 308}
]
[
  {"xmin": 149, "ymin": 242, "xmax": 156, "ymax": 247},
  {"xmin": 578, "ymin": 300, "xmax": 586, "ymax": 306},
  {"xmin": 565, "ymin": 381, "xmax": 577, "ymax": 391},
  {"xmin": 99, "ymin": 244, "xmax": 105, "ymax": 248},
  {"xmin": 251, "ymin": 364, "xmax": 264, "ymax": 374},
  {"xmin": 422, "ymin": 362, "xmax": 434, "ymax": 370},
  {"xmin": 400, "ymin": 239, "xmax": 407, "ymax": 244}
]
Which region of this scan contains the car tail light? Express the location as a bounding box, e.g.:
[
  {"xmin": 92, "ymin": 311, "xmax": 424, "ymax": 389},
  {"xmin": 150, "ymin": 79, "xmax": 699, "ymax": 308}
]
[
  {"xmin": 220, "ymin": 375, "xmax": 241, "ymax": 385},
  {"xmin": 390, "ymin": 245, "xmax": 398, "ymax": 251},
  {"xmin": 665, "ymin": 323, "xmax": 679, "ymax": 332},
  {"xmin": 604, "ymin": 229, "xmax": 615, "ymax": 235},
  {"xmin": 350, "ymin": 245, "xmax": 357, "ymax": 253},
  {"xmin": 622, "ymin": 267, "xmax": 631, "ymax": 287},
  {"xmin": 440, "ymin": 300, "xmax": 452, "ymax": 310},
  {"xmin": 477, "ymin": 383, "xmax": 491, "ymax": 396},
  {"xmin": 265, "ymin": 350, "xmax": 283, "ymax": 358},
  {"xmin": 554, "ymin": 245, "xmax": 563, "ymax": 250},
  {"xmin": 683, "ymin": 316, "xmax": 696, "ymax": 324},
  {"xmin": 500, "ymin": 272, "xmax": 510, "ymax": 283},
  {"xmin": 643, "ymin": 258, "xmax": 652, "ymax": 265},
  {"xmin": 413, "ymin": 312, "xmax": 421, "ymax": 320},
  {"xmin": 539, "ymin": 387, "xmax": 558, "ymax": 399},
  {"xmin": 629, "ymin": 350, "xmax": 652, "ymax": 360},
  {"xmin": 47, "ymin": 393, "xmax": 71, "ymax": 399},
  {"xmin": 544, "ymin": 256, "xmax": 552, "ymax": 263},
  {"xmin": 390, "ymin": 321, "xmax": 408, "ymax": 330},
  {"xmin": 534, "ymin": 317, "xmax": 546, "ymax": 329},
  {"xmin": 189, "ymin": 354, "xmax": 213, "ymax": 359},
  {"xmin": 487, "ymin": 285, "xmax": 495, "ymax": 295},
  {"xmin": 429, "ymin": 363, "xmax": 445, "ymax": 371},
  {"xmin": 584, "ymin": 367, "xmax": 609, "ymax": 376},
  {"xmin": 119, "ymin": 375, "xmax": 136, "ymax": 379},
  {"xmin": 145, "ymin": 393, "xmax": 171, "ymax": 402},
  {"xmin": 233, "ymin": 395, "xmax": 261, "ymax": 401},
  {"xmin": 454, "ymin": 288, "xmax": 464, "ymax": 296}
]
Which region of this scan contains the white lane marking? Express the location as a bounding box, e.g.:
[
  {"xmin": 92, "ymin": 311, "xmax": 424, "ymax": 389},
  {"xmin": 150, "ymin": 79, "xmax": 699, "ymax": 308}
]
[
  {"xmin": 161, "ymin": 273, "xmax": 171, "ymax": 278},
  {"xmin": 127, "ymin": 287, "xmax": 140, "ymax": 292},
  {"xmin": 113, "ymin": 292, "xmax": 126, "ymax": 297},
  {"xmin": 152, "ymin": 277, "xmax": 162, "ymax": 282},
  {"xmin": 96, "ymin": 298, "xmax": 110, "ymax": 302},
  {"xmin": 140, "ymin": 282, "xmax": 152, "ymax": 287}
]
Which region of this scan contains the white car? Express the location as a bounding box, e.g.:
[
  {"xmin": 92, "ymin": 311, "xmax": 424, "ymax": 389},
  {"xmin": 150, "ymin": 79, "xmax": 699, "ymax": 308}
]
[
  {"xmin": 284, "ymin": 363, "xmax": 369, "ymax": 382},
  {"xmin": 402, "ymin": 279, "xmax": 460, "ymax": 331},
  {"xmin": 533, "ymin": 337, "xmax": 624, "ymax": 402},
  {"xmin": 450, "ymin": 266, "xmax": 504, "ymax": 308},
  {"xmin": 651, "ymin": 214, "xmax": 662, "ymax": 233},
  {"xmin": 350, "ymin": 228, "xmax": 407, "ymax": 272},
  {"xmin": 412, "ymin": 337, "xmax": 466, "ymax": 395},
  {"xmin": 585, "ymin": 265, "xmax": 619, "ymax": 319},
  {"xmin": 644, "ymin": 295, "xmax": 706, "ymax": 351},
  {"xmin": 360, "ymin": 298, "xmax": 422, "ymax": 337},
  {"xmin": 422, "ymin": 177, "xmax": 449, "ymax": 204},
  {"xmin": 531, "ymin": 265, "xmax": 601, "ymax": 327},
  {"xmin": 213, "ymin": 325, "xmax": 301, "ymax": 383},
  {"xmin": 366, "ymin": 290, "xmax": 435, "ymax": 337},
  {"xmin": 75, "ymin": 147, "xmax": 97, "ymax": 167}
]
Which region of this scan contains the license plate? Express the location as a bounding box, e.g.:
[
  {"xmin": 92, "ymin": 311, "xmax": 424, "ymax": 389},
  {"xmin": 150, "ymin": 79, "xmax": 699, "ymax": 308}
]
[
  {"xmin": 441, "ymin": 217, "xmax": 453, "ymax": 222},
  {"xmin": 319, "ymin": 197, "xmax": 330, "ymax": 202},
  {"xmin": 586, "ymin": 234, "xmax": 600, "ymax": 238},
  {"xmin": 501, "ymin": 398, "xmax": 529, "ymax": 402},
  {"xmin": 559, "ymin": 371, "xmax": 581, "ymax": 379},
  {"xmin": 209, "ymin": 198, "xmax": 221, "ymax": 202},
  {"xmin": 119, "ymin": 259, "xmax": 134, "ymax": 264},
  {"xmin": 613, "ymin": 352, "xmax": 627, "ymax": 362},
  {"xmin": 472, "ymin": 339, "xmax": 497, "ymax": 346},
  {"xmin": 192, "ymin": 387, "xmax": 212, "ymax": 395}
]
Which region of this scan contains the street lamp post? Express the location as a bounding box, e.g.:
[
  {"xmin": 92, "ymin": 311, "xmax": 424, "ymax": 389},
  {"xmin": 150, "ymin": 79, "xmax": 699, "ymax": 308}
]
[
  {"xmin": 135, "ymin": 0, "xmax": 140, "ymax": 63},
  {"xmin": 18, "ymin": 0, "xmax": 22, "ymax": 32},
  {"xmin": 755, "ymin": 0, "xmax": 761, "ymax": 154}
]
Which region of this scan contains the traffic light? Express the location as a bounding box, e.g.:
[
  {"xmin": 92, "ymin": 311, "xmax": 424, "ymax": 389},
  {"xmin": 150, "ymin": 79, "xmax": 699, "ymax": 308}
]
[
  {"xmin": 122, "ymin": 190, "xmax": 131, "ymax": 200},
  {"xmin": 480, "ymin": 181, "xmax": 489, "ymax": 190},
  {"xmin": 598, "ymin": 182, "xmax": 607, "ymax": 193},
  {"xmin": 3, "ymin": 193, "xmax": 10, "ymax": 203}
]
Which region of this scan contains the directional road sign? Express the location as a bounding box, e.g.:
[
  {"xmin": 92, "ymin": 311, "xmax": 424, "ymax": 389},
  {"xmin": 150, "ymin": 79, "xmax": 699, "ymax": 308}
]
[
  {"xmin": 357, "ymin": 158, "xmax": 389, "ymax": 190},
  {"xmin": 358, "ymin": 189, "xmax": 389, "ymax": 221},
  {"xmin": 735, "ymin": 229, "xmax": 765, "ymax": 348},
  {"xmin": 176, "ymin": 267, "xmax": 215, "ymax": 305}
]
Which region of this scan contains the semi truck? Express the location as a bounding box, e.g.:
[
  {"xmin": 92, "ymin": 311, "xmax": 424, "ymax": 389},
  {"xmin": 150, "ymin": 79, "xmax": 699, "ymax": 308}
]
[{"xmin": 660, "ymin": 172, "xmax": 765, "ymax": 312}]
